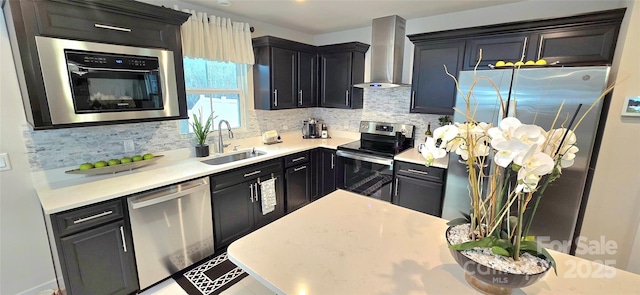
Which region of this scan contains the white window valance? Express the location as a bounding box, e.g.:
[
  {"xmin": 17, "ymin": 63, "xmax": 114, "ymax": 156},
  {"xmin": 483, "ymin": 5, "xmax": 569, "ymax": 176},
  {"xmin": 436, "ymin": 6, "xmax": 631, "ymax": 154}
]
[{"xmin": 174, "ymin": 6, "xmax": 254, "ymax": 65}]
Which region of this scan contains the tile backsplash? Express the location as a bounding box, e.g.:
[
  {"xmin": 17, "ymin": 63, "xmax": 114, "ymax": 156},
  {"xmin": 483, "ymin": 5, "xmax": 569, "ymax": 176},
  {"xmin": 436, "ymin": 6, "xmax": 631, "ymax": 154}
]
[{"xmin": 24, "ymin": 87, "xmax": 443, "ymax": 171}]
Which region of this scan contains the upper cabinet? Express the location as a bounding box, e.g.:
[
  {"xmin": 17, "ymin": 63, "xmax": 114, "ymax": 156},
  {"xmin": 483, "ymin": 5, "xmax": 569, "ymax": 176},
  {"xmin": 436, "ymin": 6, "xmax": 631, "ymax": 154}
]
[
  {"xmin": 410, "ymin": 41, "xmax": 464, "ymax": 115},
  {"xmin": 253, "ymin": 36, "xmax": 318, "ymax": 110},
  {"xmin": 318, "ymin": 42, "xmax": 369, "ymax": 109},
  {"xmin": 408, "ymin": 8, "xmax": 625, "ymax": 114}
]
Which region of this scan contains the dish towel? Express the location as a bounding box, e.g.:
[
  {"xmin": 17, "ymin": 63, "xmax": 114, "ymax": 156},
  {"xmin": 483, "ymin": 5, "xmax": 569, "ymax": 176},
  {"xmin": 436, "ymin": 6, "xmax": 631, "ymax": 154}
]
[{"xmin": 260, "ymin": 178, "xmax": 277, "ymax": 215}]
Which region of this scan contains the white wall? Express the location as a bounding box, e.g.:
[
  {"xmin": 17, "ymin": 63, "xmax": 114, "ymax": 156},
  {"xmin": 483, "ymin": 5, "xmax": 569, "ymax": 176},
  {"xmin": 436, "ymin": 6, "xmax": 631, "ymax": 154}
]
[
  {"xmin": 0, "ymin": 13, "xmax": 57, "ymax": 295},
  {"xmin": 578, "ymin": 0, "xmax": 640, "ymax": 272}
]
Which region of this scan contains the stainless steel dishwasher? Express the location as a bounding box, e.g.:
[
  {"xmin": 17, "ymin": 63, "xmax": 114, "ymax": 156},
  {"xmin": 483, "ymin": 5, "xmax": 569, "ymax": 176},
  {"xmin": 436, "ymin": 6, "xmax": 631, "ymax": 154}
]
[{"xmin": 127, "ymin": 177, "xmax": 214, "ymax": 290}]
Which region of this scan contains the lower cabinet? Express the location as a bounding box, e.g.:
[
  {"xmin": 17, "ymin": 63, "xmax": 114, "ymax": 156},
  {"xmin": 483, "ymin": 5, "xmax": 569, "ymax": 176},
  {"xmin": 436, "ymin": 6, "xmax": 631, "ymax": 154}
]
[
  {"xmin": 311, "ymin": 148, "xmax": 336, "ymax": 201},
  {"xmin": 50, "ymin": 199, "xmax": 138, "ymax": 295},
  {"xmin": 60, "ymin": 220, "xmax": 138, "ymax": 295},
  {"xmin": 392, "ymin": 161, "xmax": 445, "ymax": 217},
  {"xmin": 211, "ymin": 159, "xmax": 285, "ymax": 251},
  {"xmin": 285, "ymin": 162, "xmax": 311, "ymax": 213}
]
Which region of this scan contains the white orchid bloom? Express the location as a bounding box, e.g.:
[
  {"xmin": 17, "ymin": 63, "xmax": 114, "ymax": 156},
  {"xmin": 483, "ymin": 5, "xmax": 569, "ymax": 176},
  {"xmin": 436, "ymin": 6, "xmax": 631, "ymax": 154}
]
[
  {"xmin": 513, "ymin": 124, "xmax": 546, "ymax": 150},
  {"xmin": 421, "ymin": 137, "xmax": 447, "ymax": 166},
  {"xmin": 543, "ymin": 128, "xmax": 579, "ymax": 168},
  {"xmin": 433, "ymin": 124, "xmax": 458, "ymax": 144},
  {"xmin": 514, "ymin": 144, "xmax": 555, "ymax": 180},
  {"xmin": 488, "ymin": 117, "xmax": 523, "ymax": 146},
  {"xmin": 492, "ymin": 139, "xmax": 530, "ymax": 167},
  {"xmin": 516, "ymin": 173, "xmax": 541, "ymax": 193}
]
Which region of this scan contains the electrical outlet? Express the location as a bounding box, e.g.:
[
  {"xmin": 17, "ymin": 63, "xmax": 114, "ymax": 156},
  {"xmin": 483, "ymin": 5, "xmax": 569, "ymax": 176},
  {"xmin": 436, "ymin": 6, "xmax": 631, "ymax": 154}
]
[
  {"xmin": 124, "ymin": 140, "xmax": 135, "ymax": 153},
  {"xmin": 282, "ymin": 125, "xmax": 288, "ymax": 130}
]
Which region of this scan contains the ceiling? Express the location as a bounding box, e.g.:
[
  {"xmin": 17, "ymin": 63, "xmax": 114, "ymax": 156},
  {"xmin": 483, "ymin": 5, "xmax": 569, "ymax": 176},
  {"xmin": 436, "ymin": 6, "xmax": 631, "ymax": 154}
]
[{"xmin": 179, "ymin": 0, "xmax": 525, "ymax": 35}]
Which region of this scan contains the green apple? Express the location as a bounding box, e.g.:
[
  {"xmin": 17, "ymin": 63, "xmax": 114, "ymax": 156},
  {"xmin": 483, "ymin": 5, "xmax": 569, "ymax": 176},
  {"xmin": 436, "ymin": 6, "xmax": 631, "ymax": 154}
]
[
  {"xmin": 132, "ymin": 155, "xmax": 143, "ymax": 162},
  {"xmin": 121, "ymin": 157, "xmax": 132, "ymax": 164},
  {"xmin": 79, "ymin": 163, "xmax": 94, "ymax": 170},
  {"xmin": 143, "ymin": 153, "xmax": 154, "ymax": 160},
  {"xmin": 108, "ymin": 159, "xmax": 121, "ymax": 166},
  {"xmin": 94, "ymin": 161, "xmax": 108, "ymax": 168}
]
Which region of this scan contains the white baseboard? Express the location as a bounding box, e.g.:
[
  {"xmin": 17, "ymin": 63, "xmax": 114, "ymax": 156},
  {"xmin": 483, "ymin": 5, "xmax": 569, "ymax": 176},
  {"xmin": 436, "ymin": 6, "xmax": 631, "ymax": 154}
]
[{"xmin": 16, "ymin": 279, "xmax": 57, "ymax": 295}]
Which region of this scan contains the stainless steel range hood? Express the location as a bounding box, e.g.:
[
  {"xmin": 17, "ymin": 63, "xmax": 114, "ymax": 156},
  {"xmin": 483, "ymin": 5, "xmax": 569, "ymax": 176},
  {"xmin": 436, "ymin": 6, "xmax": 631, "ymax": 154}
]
[{"xmin": 354, "ymin": 15, "xmax": 408, "ymax": 89}]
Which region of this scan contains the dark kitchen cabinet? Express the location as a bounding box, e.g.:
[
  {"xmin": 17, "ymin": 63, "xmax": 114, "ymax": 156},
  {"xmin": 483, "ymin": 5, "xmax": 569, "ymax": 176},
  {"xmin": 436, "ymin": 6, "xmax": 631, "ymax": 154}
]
[
  {"xmin": 311, "ymin": 148, "xmax": 336, "ymax": 200},
  {"xmin": 393, "ymin": 161, "xmax": 445, "ymax": 217},
  {"xmin": 211, "ymin": 159, "xmax": 285, "ymax": 250},
  {"xmin": 253, "ymin": 36, "xmax": 317, "ymax": 110},
  {"xmin": 319, "ymin": 42, "xmax": 369, "ymax": 109},
  {"xmin": 464, "ymin": 33, "xmax": 539, "ymax": 70},
  {"xmin": 536, "ymin": 24, "xmax": 620, "ymax": 65},
  {"xmin": 49, "ymin": 199, "xmax": 138, "ymax": 295},
  {"xmin": 285, "ymin": 164, "xmax": 311, "ymax": 213},
  {"xmin": 2, "ymin": 0, "xmax": 190, "ymax": 129},
  {"xmin": 409, "ymin": 41, "xmax": 464, "ymax": 115},
  {"xmin": 60, "ymin": 220, "xmax": 138, "ymax": 295}
]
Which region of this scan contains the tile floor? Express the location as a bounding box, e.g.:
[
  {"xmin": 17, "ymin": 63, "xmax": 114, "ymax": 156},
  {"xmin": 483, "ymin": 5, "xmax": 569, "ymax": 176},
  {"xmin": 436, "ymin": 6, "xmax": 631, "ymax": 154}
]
[{"xmin": 139, "ymin": 276, "xmax": 275, "ymax": 295}]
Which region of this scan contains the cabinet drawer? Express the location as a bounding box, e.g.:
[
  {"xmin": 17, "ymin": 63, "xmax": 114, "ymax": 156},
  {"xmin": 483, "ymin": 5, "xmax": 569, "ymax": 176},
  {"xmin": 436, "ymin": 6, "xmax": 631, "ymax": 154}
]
[
  {"xmin": 396, "ymin": 161, "xmax": 445, "ymax": 182},
  {"xmin": 34, "ymin": 0, "xmax": 169, "ymax": 48},
  {"xmin": 211, "ymin": 159, "xmax": 283, "ymax": 191},
  {"xmin": 284, "ymin": 151, "xmax": 309, "ymax": 168},
  {"xmin": 53, "ymin": 199, "xmax": 124, "ymax": 237}
]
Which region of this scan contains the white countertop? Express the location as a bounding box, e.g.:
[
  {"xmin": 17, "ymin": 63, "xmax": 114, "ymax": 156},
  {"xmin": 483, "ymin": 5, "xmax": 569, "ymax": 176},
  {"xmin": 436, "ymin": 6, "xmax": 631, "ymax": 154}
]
[
  {"xmin": 228, "ymin": 190, "xmax": 640, "ymax": 295},
  {"xmin": 394, "ymin": 147, "xmax": 449, "ymax": 169},
  {"xmin": 33, "ymin": 132, "xmax": 358, "ymax": 214}
]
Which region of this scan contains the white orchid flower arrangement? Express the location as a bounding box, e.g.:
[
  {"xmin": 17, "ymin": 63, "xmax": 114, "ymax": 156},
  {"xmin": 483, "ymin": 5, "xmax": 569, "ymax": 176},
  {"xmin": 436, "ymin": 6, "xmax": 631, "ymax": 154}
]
[{"xmin": 424, "ymin": 60, "xmax": 615, "ymax": 271}]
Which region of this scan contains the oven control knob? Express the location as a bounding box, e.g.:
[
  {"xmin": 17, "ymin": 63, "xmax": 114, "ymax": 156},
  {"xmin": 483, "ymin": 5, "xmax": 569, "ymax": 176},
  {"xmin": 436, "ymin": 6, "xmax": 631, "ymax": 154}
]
[
  {"xmin": 361, "ymin": 123, "xmax": 368, "ymax": 130},
  {"xmin": 401, "ymin": 128, "xmax": 406, "ymax": 134}
]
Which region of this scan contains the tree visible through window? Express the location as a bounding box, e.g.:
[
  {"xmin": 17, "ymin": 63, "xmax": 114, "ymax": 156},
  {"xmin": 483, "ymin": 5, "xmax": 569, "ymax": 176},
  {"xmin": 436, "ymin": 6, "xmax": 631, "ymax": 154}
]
[{"xmin": 180, "ymin": 57, "xmax": 246, "ymax": 134}]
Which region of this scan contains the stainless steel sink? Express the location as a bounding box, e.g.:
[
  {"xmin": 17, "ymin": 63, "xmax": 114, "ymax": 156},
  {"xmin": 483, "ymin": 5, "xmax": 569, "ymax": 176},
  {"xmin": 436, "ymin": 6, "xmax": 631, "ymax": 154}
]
[{"xmin": 202, "ymin": 150, "xmax": 266, "ymax": 165}]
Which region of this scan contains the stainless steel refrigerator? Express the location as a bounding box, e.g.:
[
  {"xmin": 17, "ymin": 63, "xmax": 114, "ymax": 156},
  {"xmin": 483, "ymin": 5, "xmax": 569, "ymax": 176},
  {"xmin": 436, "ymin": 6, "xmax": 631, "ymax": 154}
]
[{"xmin": 441, "ymin": 66, "xmax": 610, "ymax": 254}]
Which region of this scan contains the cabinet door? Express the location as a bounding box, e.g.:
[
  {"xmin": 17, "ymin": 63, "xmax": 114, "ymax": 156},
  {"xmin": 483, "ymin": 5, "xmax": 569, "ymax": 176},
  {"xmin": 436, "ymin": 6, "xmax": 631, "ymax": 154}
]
[
  {"xmin": 410, "ymin": 41, "xmax": 465, "ymax": 114},
  {"xmin": 320, "ymin": 52, "xmax": 352, "ymax": 108},
  {"xmin": 393, "ymin": 175, "xmax": 444, "ymax": 217},
  {"xmin": 537, "ymin": 24, "xmax": 618, "ymax": 65},
  {"xmin": 298, "ymin": 51, "xmax": 317, "ymax": 107},
  {"xmin": 212, "ymin": 182, "xmax": 255, "ymax": 249},
  {"xmin": 320, "ymin": 149, "xmax": 336, "ymax": 197},
  {"xmin": 254, "ymin": 172, "xmax": 285, "ymax": 228},
  {"xmin": 464, "ymin": 34, "xmax": 538, "ymax": 70},
  {"xmin": 286, "ymin": 164, "xmax": 311, "ymax": 213},
  {"xmin": 271, "ymin": 47, "xmax": 298, "ymax": 109},
  {"xmin": 60, "ymin": 220, "xmax": 138, "ymax": 295}
]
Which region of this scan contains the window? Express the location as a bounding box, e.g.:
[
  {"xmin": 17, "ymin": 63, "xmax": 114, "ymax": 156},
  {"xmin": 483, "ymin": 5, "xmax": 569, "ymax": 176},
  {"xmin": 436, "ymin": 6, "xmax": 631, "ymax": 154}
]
[{"xmin": 180, "ymin": 57, "xmax": 248, "ymax": 133}]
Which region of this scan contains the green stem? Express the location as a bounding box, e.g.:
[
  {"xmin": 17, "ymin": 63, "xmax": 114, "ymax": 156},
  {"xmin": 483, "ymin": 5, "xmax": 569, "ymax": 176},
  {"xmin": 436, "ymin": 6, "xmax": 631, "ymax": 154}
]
[
  {"xmin": 522, "ymin": 172, "xmax": 553, "ymax": 238},
  {"xmin": 514, "ymin": 193, "xmax": 524, "ymax": 261}
]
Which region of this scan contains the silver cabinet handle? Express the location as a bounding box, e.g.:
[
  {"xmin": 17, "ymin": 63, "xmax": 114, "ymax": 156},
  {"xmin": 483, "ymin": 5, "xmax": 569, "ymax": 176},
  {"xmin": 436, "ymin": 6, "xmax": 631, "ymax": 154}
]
[
  {"xmin": 394, "ymin": 178, "xmax": 399, "ymax": 197},
  {"xmin": 294, "ymin": 165, "xmax": 307, "ymax": 172},
  {"xmin": 345, "ymin": 90, "xmax": 349, "ymax": 105},
  {"xmin": 331, "ymin": 154, "xmax": 335, "ymax": 169},
  {"xmin": 537, "ymin": 36, "xmax": 544, "ymax": 60},
  {"xmin": 411, "ymin": 91, "xmax": 416, "ymax": 109},
  {"xmin": 73, "ymin": 210, "xmax": 113, "ymax": 224},
  {"xmin": 407, "ymin": 169, "xmax": 430, "ymax": 176},
  {"xmin": 274, "ymin": 89, "xmax": 278, "ymax": 107},
  {"xmin": 299, "ymin": 90, "xmax": 303, "ymax": 106},
  {"xmin": 250, "ymin": 183, "xmax": 254, "ymax": 203},
  {"xmin": 244, "ymin": 170, "xmax": 261, "ymax": 178},
  {"xmin": 521, "ymin": 36, "xmax": 528, "ymax": 61},
  {"xmin": 292, "ymin": 156, "xmax": 306, "ymax": 162},
  {"xmin": 254, "ymin": 182, "xmax": 260, "ymax": 201},
  {"xmin": 94, "ymin": 23, "xmax": 131, "ymax": 32},
  {"xmin": 119, "ymin": 226, "xmax": 127, "ymax": 252}
]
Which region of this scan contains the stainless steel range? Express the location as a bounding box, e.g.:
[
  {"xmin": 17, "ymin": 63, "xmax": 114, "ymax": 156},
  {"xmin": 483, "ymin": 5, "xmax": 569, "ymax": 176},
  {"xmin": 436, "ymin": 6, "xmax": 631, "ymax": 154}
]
[{"xmin": 336, "ymin": 121, "xmax": 415, "ymax": 201}]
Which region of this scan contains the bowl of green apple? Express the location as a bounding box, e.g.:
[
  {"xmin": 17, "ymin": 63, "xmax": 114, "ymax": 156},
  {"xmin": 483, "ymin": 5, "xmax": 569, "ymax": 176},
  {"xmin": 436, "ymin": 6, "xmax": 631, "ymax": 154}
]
[{"xmin": 67, "ymin": 153, "xmax": 162, "ymax": 175}]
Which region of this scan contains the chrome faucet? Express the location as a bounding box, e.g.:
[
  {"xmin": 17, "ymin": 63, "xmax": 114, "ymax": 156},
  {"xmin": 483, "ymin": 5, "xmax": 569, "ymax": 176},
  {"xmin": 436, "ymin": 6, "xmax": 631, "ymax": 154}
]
[{"xmin": 217, "ymin": 120, "xmax": 234, "ymax": 153}]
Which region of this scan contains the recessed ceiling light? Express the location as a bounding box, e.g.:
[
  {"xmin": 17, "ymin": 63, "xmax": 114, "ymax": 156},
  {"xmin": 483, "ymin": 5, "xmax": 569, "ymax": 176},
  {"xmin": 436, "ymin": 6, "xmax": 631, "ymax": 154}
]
[{"xmin": 218, "ymin": 0, "xmax": 231, "ymax": 6}]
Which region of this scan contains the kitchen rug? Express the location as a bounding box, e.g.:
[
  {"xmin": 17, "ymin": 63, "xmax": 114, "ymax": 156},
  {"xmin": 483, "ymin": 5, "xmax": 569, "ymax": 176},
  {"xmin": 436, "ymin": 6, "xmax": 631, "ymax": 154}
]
[{"xmin": 173, "ymin": 252, "xmax": 248, "ymax": 295}]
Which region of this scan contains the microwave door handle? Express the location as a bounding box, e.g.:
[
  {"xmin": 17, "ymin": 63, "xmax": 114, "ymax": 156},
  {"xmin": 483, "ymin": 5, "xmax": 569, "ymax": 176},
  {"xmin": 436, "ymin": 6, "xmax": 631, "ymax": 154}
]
[
  {"xmin": 76, "ymin": 66, "xmax": 154, "ymax": 73},
  {"xmin": 336, "ymin": 150, "xmax": 393, "ymax": 166}
]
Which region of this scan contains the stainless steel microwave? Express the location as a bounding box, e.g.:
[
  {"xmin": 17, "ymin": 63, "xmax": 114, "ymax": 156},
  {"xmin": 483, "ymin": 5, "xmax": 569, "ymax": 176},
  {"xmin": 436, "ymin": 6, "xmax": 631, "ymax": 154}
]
[{"xmin": 35, "ymin": 36, "xmax": 180, "ymax": 125}]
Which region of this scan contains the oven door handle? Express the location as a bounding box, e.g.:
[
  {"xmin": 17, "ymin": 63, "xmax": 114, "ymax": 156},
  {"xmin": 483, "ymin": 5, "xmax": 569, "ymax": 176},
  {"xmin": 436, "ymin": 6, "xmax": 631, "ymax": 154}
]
[{"xmin": 336, "ymin": 150, "xmax": 393, "ymax": 166}]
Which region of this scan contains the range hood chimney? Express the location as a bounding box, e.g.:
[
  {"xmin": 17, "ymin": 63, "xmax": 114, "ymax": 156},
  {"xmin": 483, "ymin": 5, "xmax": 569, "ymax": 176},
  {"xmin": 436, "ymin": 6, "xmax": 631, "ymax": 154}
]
[{"xmin": 354, "ymin": 15, "xmax": 407, "ymax": 89}]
